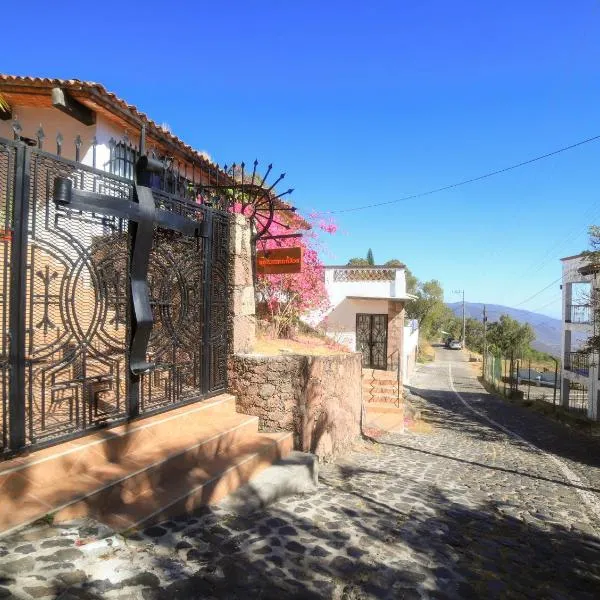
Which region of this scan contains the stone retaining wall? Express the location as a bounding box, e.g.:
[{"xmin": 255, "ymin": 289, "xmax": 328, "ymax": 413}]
[{"xmin": 229, "ymin": 353, "xmax": 362, "ymax": 460}]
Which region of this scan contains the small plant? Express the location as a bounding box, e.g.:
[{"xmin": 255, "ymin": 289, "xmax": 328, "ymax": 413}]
[{"xmin": 33, "ymin": 513, "xmax": 55, "ymax": 526}]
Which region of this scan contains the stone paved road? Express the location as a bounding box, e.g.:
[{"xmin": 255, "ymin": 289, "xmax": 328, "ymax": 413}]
[{"xmin": 2, "ymin": 348, "xmax": 600, "ymax": 599}]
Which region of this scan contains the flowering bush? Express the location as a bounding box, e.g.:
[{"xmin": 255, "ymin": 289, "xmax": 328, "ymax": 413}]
[{"xmin": 241, "ymin": 206, "xmax": 335, "ymax": 338}]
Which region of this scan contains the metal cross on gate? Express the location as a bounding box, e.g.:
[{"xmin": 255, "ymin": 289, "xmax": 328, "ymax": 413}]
[{"xmin": 53, "ymin": 154, "xmax": 207, "ymax": 376}]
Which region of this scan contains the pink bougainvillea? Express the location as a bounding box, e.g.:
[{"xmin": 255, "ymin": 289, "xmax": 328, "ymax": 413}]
[{"xmin": 233, "ymin": 203, "xmax": 335, "ymax": 337}]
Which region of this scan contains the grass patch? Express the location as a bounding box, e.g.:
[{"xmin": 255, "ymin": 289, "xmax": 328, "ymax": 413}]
[
  {"xmin": 32, "ymin": 513, "xmax": 55, "ymax": 526},
  {"xmin": 417, "ymin": 340, "xmax": 435, "ymax": 363}
]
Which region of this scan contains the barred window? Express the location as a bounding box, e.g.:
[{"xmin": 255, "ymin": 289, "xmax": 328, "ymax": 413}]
[{"xmin": 108, "ymin": 142, "xmax": 138, "ymax": 180}]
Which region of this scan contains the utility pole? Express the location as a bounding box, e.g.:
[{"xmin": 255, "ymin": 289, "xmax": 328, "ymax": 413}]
[
  {"xmin": 454, "ymin": 289, "xmax": 466, "ymax": 346},
  {"xmin": 483, "ymin": 305, "xmax": 488, "ymax": 376}
]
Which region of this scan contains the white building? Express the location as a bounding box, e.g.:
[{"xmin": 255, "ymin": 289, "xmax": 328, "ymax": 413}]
[
  {"xmin": 312, "ymin": 265, "xmax": 416, "ymax": 383},
  {"xmin": 560, "ymin": 253, "xmax": 599, "ymax": 419},
  {"xmin": 0, "ymin": 75, "xmax": 222, "ymax": 186}
]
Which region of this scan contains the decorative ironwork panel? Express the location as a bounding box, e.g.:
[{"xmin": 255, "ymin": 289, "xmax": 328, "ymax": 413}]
[
  {"xmin": 356, "ymin": 314, "xmax": 371, "ymax": 368},
  {"xmin": 334, "ymin": 268, "xmax": 395, "ymax": 282},
  {"xmin": 371, "ymin": 314, "xmax": 388, "ymax": 369},
  {"xmin": 24, "ymin": 148, "xmax": 132, "ymax": 445},
  {"xmin": 207, "ymin": 212, "xmax": 229, "ymax": 393},
  {"xmin": 140, "ymin": 227, "xmax": 206, "ymax": 412},
  {"xmin": 1, "ymin": 134, "xmax": 231, "ymax": 453},
  {"xmin": 355, "ymin": 313, "xmax": 388, "ymax": 370},
  {"xmin": 0, "ymin": 139, "xmax": 17, "ymax": 452}
]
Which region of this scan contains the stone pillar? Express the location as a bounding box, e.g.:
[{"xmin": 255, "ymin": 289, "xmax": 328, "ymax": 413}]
[
  {"xmin": 228, "ymin": 214, "xmax": 256, "ymax": 354},
  {"xmin": 387, "ymin": 301, "xmax": 405, "ymax": 376}
]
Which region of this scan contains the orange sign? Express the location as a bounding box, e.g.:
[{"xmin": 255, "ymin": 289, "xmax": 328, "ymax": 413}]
[{"xmin": 256, "ymin": 247, "xmax": 303, "ymax": 274}]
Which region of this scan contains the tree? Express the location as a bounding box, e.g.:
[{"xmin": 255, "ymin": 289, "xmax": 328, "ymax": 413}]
[
  {"xmin": 347, "ymin": 257, "xmax": 370, "ymax": 266},
  {"xmin": 581, "ymin": 226, "xmax": 600, "ymax": 354},
  {"xmin": 403, "ymin": 267, "xmax": 418, "ymax": 295},
  {"xmin": 384, "ymin": 259, "xmax": 403, "ymax": 267},
  {"xmin": 464, "ymin": 318, "xmax": 485, "ymax": 353},
  {"xmin": 366, "ymin": 248, "xmax": 374, "ymax": 265},
  {"xmin": 487, "ymin": 314, "xmax": 534, "ymax": 358},
  {"xmin": 406, "ymin": 279, "xmax": 446, "ymax": 338}
]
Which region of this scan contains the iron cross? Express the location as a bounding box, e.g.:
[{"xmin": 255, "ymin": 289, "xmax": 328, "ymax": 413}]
[{"xmin": 53, "ymin": 155, "xmax": 207, "ymax": 375}]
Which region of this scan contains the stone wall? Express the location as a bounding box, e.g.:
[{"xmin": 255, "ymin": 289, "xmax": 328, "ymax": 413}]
[
  {"xmin": 387, "ymin": 301, "xmax": 405, "ymax": 379},
  {"xmin": 229, "ymin": 353, "xmax": 362, "ymax": 461},
  {"xmin": 228, "ymin": 214, "xmax": 256, "ymax": 354}
]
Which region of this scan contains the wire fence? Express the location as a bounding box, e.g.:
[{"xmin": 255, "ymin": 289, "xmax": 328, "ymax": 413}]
[{"xmin": 483, "ymin": 352, "xmax": 561, "ymax": 409}]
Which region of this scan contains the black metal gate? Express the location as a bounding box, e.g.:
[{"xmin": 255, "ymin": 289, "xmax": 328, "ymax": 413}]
[
  {"xmin": 0, "ymin": 136, "xmax": 229, "ymax": 454},
  {"xmin": 356, "ymin": 313, "xmax": 388, "ymax": 370}
]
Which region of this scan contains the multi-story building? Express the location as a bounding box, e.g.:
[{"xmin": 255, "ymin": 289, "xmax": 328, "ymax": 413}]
[{"xmin": 560, "ymin": 253, "xmax": 599, "ymax": 419}]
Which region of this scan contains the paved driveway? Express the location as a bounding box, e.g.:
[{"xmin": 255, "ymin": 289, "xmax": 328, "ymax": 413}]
[{"xmin": 2, "ymin": 348, "xmax": 600, "ymax": 599}]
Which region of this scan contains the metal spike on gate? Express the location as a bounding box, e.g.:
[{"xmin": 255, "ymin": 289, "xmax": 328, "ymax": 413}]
[
  {"xmin": 12, "ymin": 119, "xmax": 22, "ymax": 141},
  {"xmin": 91, "ymin": 136, "xmax": 98, "ymax": 168},
  {"xmin": 36, "ymin": 125, "xmax": 45, "ymax": 150},
  {"xmin": 74, "ymin": 135, "xmax": 82, "ymax": 162}
]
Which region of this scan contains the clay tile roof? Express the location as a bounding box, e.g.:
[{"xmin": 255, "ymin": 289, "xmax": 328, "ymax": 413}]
[
  {"xmin": 0, "ymin": 74, "xmax": 306, "ymax": 228},
  {"xmin": 0, "ymin": 74, "xmax": 224, "ymax": 177}
]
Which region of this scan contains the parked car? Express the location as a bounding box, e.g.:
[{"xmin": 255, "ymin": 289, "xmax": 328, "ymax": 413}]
[{"xmin": 449, "ymin": 340, "xmax": 462, "ymax": 350}]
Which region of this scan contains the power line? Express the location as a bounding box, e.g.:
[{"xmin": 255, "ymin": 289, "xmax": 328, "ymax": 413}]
[
  {"xmin": 529, "ymin": 296, "xmax": 561, "ymax": 313},
  {"xmin": 329, "ymin": 134, "xmax": 600, "ymax": 214},
  {"xmin": 513, "ymin": 276, "xmax": 563, "ymax": 308}
]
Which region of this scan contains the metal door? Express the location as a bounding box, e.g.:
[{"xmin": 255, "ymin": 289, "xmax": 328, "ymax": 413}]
[{"xmin": 356, "ymin": 313, "xmax": 388, "ymax": 369}]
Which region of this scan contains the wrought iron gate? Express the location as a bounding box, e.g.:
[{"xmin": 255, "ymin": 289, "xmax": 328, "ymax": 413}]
[
  {"xmin": 0, "ymin": 136, "xmax": 229, "ymax": 454},
  {"xmin": 356, "ymin": 313, "xmax": 388, "ymax": 370}
]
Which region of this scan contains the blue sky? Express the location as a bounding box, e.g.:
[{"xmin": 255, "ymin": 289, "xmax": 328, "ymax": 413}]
[{"xmin": 5, "ymin": 0, "xmax": 600, "ymax": 318}]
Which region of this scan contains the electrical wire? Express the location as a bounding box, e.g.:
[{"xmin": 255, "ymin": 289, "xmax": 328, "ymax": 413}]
[
  {"xmin": 513, "ymin": 276, "xmax": 563, "ymax": 308},
  {"xmin": 328, "ymin": 134, "xmax": 600, "ymax": 214}
]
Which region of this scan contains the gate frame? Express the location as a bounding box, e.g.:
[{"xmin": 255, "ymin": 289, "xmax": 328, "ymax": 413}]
[
  {"xmin": 356, "ymin": 312, "xmax": 388, "ymax": 370},
  {"xmin": 2, "ymin": 137, "xmax": 231, "ymax": 455}
]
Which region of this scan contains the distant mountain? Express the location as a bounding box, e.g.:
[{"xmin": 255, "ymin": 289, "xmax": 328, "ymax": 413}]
[{"xmin": 446, "ymin": 302, "xmax": 561, "ymax": 357}]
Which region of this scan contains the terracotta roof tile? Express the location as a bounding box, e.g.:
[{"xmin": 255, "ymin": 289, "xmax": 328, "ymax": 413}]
[{"xmin": 0, "ymin": 74, "xmax": 222, "ymax": 176}]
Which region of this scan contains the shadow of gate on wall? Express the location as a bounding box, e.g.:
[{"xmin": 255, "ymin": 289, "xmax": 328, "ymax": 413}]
[{"xmin": 0, "ymin": 135, "xmax": 229, "ymax": 455}]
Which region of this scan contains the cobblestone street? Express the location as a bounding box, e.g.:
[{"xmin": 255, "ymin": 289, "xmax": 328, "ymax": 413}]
[{"xmin": 2, "ymin": 348, "xmax": 600, "ymax": 599}]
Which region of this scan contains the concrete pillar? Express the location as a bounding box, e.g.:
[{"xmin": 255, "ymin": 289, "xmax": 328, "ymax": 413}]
[
  {"xmin": 387, "ymin": 301, "xmax": 404, "ymax": 376},
  {"xmin": 228, "ymin": 214, "xmax": 256, "ymax": 355},
  {"xmin": 561, "ymin": 377, "xmax": 570, "ymax": 409}
]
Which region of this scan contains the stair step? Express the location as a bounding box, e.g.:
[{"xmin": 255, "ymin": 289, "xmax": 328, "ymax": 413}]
[
  {"xmin": 363, "ymin": 384, "xmax": 399, "ymax": 394},
  {"xmin": 362, "ymin": 369, "xmax": 398, "ymax": 381},
  {"xmin": 53, "ymin": 432, "xmax": 293, "ymax": 531},
  {"xmin": 366, "ymin": 394, "xmax": 401, "ymax": 404},
  {"xmin": 0, "ymin": 394, "xmax": 292, "ymax": 536}
]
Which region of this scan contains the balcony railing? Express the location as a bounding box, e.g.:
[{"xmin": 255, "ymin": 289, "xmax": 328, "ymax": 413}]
[
  {"xmin": 564, "ymin": 352, "xmax": 589, "ymax": 377},
  {"xmin": 566, "ymin": 304, "xmax": 591, "ymax": 324}
]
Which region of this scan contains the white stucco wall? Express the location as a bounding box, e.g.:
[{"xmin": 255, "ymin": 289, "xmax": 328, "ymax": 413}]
[
  {"xmin": 402, "ymin": 319, "xmax": 419, "ymax": 384},
  {"xmin": 324, "ymin": 268, "xmax": 407, "ymax": 306},
  {"xmin": 0, "ymin": 107, "xmax": 139, "ymax": 174},
  {"xmin": 0, "ymin": 106, "xmax": 97, "ymax": 165},
  {"xmin": 560, "ymin": 254, "xmax": 599, "ymax": 420},
  {"xmin": 321, "ymin": 298, "xmax": 390, "ymax": 351}
]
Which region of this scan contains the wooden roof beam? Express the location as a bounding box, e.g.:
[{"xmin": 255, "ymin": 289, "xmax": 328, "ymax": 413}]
[{"xmin": 52, "ymin": 87, "xmax": 96, "ymax": 126}]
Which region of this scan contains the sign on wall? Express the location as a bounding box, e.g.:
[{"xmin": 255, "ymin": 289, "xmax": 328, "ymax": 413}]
[{"xmin": 256, "ymin": 247, "xmax": 303, "ymax": 274}]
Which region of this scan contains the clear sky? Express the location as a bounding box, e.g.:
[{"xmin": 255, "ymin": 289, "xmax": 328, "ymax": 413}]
[{"xmin": 4, "ymin": 1, "xmax": 600, "ymax": 318}]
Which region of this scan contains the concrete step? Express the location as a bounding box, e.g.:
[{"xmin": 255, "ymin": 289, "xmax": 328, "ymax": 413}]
[
  {"xmin": 0, "ymin": 394, "xmax": 292, "ymax": 536},
  {"xmin": 366, "ymin": 392, "xmax": 401, "ymax": 404},
  {"xmin": 365, "ymin": 404, "xmax": 404, "ymax": 433},
  {"xmin": 363, "ymin": 384, "xmax": 399, "ymax": 394},
  {"xmin": 53, "ymin": 432, "xmax": 293, "ymax": 531},
  {"xmin": 362, "ymin": 369, "xmax": 398, "ymax": 382}
]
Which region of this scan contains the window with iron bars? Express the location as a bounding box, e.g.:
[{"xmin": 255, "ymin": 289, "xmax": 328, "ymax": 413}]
[
  {"xmin": 107, "ymin": 142, "xmax": 194, "ymax": 197},
  {"xmin": 108, "ymin": 142, "xmax": 138, "ymax": 180}
]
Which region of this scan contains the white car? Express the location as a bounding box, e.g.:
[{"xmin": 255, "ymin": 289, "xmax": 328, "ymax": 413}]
[{"xmin": 449, "ymin": 340, "xmax": 462, "ymax": 350}]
